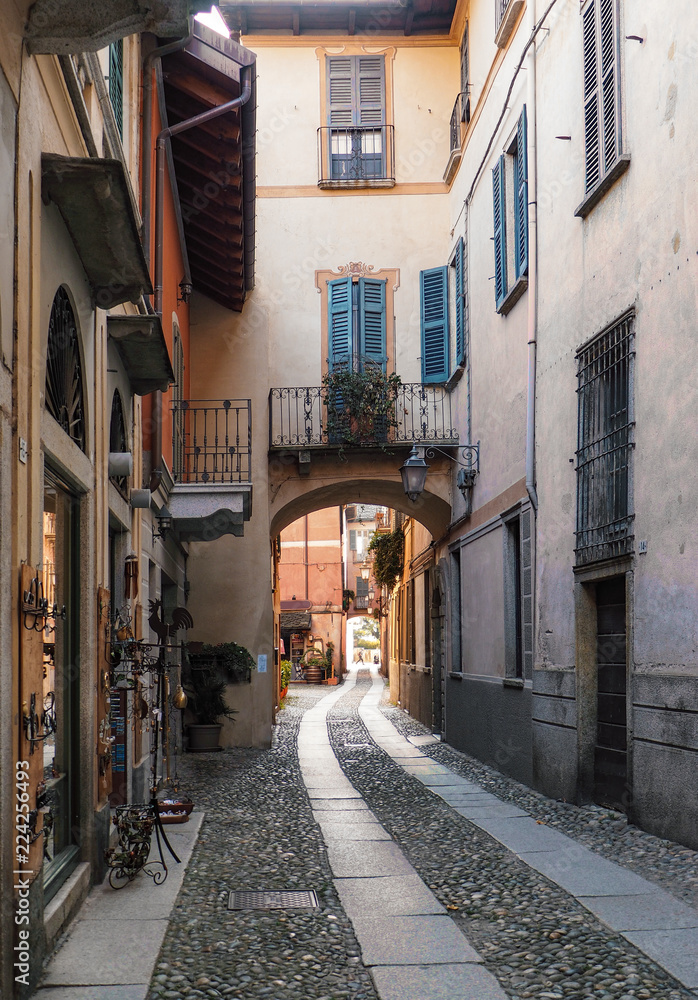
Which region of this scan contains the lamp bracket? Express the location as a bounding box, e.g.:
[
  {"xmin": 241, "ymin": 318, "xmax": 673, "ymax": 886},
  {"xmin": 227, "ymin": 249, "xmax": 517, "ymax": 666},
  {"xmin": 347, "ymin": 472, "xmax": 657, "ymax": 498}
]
[{"xmin": 424, "ymin": 441, "xmax": 480, "ymax": 475}]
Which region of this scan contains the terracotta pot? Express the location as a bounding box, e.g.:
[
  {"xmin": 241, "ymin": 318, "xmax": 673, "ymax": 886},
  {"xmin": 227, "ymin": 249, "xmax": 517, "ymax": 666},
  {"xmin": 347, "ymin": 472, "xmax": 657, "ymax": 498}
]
[{"xmin": 279, "ymin": 686, "xmax": 288, "ymax": 700}]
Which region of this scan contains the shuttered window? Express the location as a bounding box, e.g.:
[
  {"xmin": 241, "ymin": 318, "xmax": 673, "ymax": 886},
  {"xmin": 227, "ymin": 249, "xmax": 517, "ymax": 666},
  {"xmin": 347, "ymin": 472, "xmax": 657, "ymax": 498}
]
[
  {"xmin": 327, "ymin": 276, "xmax": 386, "ymax": 371},
  {"xmin": 454, "ymin": 236, "xmax": 466, "ymax": 366},
  {"xmin": 420, "ymin": 266, "xmax": 449, "ymax": 384},
  {"xmin": 108, "ymin": 39, "xmax": 124, "ymax": 140},
  {"xmin": 492, "ymin": 156, "xmax": 507, "ymax": 309},
  {"xmin": 514, "ymin": 107, "xmax": 528, "ymax": 280},
  {"xmin": 327, "ymin": 56, "xmax": 385, "ymax": 181},
  {"xmin": 492, "ymin": 106, "xmax": 528, "ymax": 311},
  {"xmin": 582, "ymin": 0, "xmax": 621, "ymax": 194}
]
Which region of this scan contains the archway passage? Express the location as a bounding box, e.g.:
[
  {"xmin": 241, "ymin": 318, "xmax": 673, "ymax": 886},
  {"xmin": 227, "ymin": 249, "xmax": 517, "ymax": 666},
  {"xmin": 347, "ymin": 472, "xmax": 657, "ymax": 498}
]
[{"xmin": 269, "ymin": 471, "xmax": 452, "ymax": 540}]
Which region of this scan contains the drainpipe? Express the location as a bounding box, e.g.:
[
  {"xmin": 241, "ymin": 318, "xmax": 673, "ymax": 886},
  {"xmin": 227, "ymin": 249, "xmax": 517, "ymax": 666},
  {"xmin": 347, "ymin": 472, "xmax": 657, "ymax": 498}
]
[
  {"xmin": 150, "ymin": 61, "xmax": 252, "ymax": 493},
  {"xmin": 525, "ymin": 0, "xmax": 539, "ymax": 514}
]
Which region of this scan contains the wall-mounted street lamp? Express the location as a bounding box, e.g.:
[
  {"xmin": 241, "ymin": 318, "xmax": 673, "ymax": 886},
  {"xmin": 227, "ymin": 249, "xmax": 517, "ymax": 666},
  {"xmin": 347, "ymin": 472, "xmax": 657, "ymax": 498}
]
[
  {"xmin": 360, "ymin": 562, "xmax": 371, "ymax": 581},
  {"xmin": 400, "ymin": 443, "xmax": 481, "ymax": 513},
  {"xmin": 152, "ymin": 505, "xmax": 173, "ymax": 542},
  {"xmin": 177, "ymin": 278, "xmax": 193, "ymax": 305}
]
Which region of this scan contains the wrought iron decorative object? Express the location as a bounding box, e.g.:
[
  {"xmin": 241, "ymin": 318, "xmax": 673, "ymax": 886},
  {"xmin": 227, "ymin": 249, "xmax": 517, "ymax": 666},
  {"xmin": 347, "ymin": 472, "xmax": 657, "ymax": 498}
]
[
  {"xmin": 22, "ymin": 691, "xmax": 57, "ymax": 754},
  {"xmin": 104, "ymin": 804, "xmax": 167, "ymax": 889}
]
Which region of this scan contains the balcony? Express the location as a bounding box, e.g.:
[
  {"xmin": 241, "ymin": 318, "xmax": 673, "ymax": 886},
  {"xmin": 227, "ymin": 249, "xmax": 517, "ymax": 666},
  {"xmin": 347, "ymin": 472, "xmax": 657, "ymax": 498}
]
[
  {"xmin": 269, "ymin": 382, "xmax": 458, "ymax": 451},
  {"xmin": 168, "ymin": 399, "xmax": 252, "ymax": 541},
  {"xmin": 449, "ymin": 92, "xmax": 471, "ymax": 155},
  {"xmin": 352, "ymin": 596, "xmax": 370, "ymax": 611},
  {"xmin": 495, "ymin": 0, "xmax": 525, "ymax": 47},
  {"xmin": 318, "ymin": 126, "xmax": 395, "ymax": 189}
]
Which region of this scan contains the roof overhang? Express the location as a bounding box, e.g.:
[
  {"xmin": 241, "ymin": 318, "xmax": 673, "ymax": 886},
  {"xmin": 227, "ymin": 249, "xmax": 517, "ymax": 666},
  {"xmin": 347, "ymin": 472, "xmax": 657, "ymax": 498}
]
[
  {"xmin": 279, "ymin": 612, "xmax": 312, "ymax": 630},
  {"xmin": 219, "ymin": 0, "xmax": 458, "ymax": 37},
  {"xmin": 107, "ymin": 315, "xmax": 174, "ymax": 395},
  {"xmin": 161, "ymin": 22, "xmax": 256, "ymax": 312},
  {"xmin": 168, "ymin": 483, "xmax": 252, "ymax": 540},
  {"xmin": 42, "ymin": 155, "xmax": 153, "ymax": 309},
  {"xmin": 25, "ymin": 0, "xmax": 211, "ymax": 54}
]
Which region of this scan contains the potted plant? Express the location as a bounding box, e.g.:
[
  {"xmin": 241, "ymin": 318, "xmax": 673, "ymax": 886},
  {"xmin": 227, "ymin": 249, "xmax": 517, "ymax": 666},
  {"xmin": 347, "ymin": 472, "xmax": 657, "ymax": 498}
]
[
  {"xmin": 321, "ymin": 361, "xmax": 402, "ymax": 456},
  {"xmin": 280, "ymin": 658, "xmax": 292, "ymax": 700},
  {"xmin": 342, "ymin": 588, "xmax": 355, "ymax": 611},
  {"xmin": 189, "ymin": 641, "xmax": 255, "ymax": 683},
  {"xmin": 300, "ymin": 648, "xmax": 326, "ymax": 685},
  {"xmin": 185, "ymin": 663, "xmax": 237, "ymax": 752}
]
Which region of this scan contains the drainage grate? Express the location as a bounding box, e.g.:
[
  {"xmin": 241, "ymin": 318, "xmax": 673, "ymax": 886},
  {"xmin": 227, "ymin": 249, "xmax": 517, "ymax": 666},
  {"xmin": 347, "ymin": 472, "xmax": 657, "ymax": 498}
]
[{"xmin": 228, "ymin": 889, "xmax": 319, "ymax": 910}]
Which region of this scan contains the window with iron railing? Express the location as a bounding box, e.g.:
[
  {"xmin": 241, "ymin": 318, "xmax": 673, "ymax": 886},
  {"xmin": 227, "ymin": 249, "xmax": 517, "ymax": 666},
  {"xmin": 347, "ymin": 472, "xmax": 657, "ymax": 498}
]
[{"xmin": 575, "ymin": 313, "xmax": 635, "ymax": 566}]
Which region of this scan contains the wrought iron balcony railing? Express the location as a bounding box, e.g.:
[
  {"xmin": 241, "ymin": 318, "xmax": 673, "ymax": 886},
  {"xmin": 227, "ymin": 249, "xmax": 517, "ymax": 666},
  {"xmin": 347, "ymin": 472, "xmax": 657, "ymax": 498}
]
[
  {"xmin": 496, "ymin": 0, "xmax": 511, "ymax": 31},
  {"xmin": 449, "ymin": 92, "xmax": 471, "ymax": 154},
  {"xmin": 269, "ymin": 382, "xmax": 458, "ymax": 450},
  {"xmin": 318, "ymin": 126, "xmax": 395, "ymax": 185},
  {"xmin": 172, "ymin": 399, "xmax": 251, "ymax": 484},
  {"xmin": 353, "ymin": 596, "xmax": 370, "ymax": 611}
]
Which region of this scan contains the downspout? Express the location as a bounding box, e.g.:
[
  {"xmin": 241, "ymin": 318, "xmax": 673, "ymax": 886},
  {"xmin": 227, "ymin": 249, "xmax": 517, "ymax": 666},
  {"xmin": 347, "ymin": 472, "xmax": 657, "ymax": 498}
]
[
  {"xmin": 150, "ymin": 54, "xmax": 251, "ymax": 494},
  {"xmin": 525, "ymin": 0, "xmax": 539, "ymax": 514}
]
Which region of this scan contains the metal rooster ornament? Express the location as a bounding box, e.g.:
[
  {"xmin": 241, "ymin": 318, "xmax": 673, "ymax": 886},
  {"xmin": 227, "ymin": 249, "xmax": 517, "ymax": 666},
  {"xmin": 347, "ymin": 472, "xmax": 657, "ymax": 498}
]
[{"xmin": 148, "ymin": 600, "xmax": 194, "ymax": 646}]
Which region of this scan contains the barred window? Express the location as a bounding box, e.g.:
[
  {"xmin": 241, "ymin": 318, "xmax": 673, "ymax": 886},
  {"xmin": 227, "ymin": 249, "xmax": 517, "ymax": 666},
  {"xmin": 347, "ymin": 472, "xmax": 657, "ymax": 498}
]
[{"xmin": 575, "ymin": 313, "xmax": 635, "ymax": 566}]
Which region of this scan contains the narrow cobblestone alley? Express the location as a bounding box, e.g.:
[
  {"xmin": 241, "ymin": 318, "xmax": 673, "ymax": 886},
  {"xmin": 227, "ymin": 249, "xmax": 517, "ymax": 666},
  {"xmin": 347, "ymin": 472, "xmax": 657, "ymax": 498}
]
[
  {"xmin": 143, "ymin": 669, "xmax": 698, "ymax": 1000},
  {"xmin": 37, "ymin": 670, "xmax": 698, "ymax": 1000}
]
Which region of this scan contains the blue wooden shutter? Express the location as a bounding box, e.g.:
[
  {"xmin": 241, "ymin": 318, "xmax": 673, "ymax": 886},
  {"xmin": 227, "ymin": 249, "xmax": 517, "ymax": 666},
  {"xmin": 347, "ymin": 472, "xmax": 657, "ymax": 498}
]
[
  {"xmin": 420, "ymin": 267, "xmax": 449, "ymax": 384},
  {"xmin": 327, "ymin": 57, "xmax": 354, "ymax": 127},
  {"xmin": 328, "ymin": 277, "xmax": 353, "ymax": 368},
  {"xmin": 359, "ymin": 278, "xmax": 386, "ymax": 370},
  {"xmin": 514, "ymin": 106, "xmax": 529, "ymax": 280},
  {"xmin": 582, "ymin": 0, "xmax": 601, "ymax": 192},
  {"xmin": 492, "ymin": 156, "xmax": 507, "ymax": 309},
  {"xmin": 357, "ymin": 56, "xmax": 385, "ymax": 126},
  {"xmin": 454, "ymin": 237, "xmax": 465, "ymax": 366}
]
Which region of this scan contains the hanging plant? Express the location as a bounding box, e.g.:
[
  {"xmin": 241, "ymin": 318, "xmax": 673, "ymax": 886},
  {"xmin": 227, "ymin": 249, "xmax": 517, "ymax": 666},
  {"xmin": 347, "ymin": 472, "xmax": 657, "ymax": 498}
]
[
  {"xmin": 321, "ymin": 362, "xmax": 402, "ymax": 456},
  {"xmin": 342, "ymin": 588, "xmax": 355, "ymax": 611},
  {"xmin": 368, "ymin": 528, "xmax": 404, "ymax": 591}
]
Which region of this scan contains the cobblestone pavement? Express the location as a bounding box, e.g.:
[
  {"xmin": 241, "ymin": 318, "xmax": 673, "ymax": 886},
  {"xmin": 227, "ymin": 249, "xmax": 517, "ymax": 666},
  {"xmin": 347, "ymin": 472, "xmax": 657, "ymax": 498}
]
[{"xmin": 148, "ymin": 675, "xmax": 698, "ymax": 1000}]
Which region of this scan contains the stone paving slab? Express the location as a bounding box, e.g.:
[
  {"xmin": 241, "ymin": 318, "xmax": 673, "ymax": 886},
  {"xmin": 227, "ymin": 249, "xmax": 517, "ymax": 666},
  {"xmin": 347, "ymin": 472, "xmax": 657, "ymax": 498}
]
[
  {"xmin": 475, "ymin": 815, "xmax": 577, "ymax": 853},
  {"xmin": 407, "ymin": 735, "xmax": 440, "ymax": 745},
  {"xmin": 454, "ymin": 802, "xmax": 533, "ymax": 820},
  {"xmin": 351, "ymin": 914, "xmax": 482, "ymax": 966},
  {"xmin": 307, "ymin": 786, "xmax": 363, "ymax": 799},
  {"xmin": 517, "ymin": 844, "xmax": 657, "ymax": 896},
  {"xmin": 319, "ymin": 821, "xmax": 393, "ymax": 841},
  {"xmin": 414, "ymin": 774, "xmax": 472, "ymax": 787},
  {"xmin": 313, "ymin": 808, "xmax": 378, "ymax": 824},
  {"xmin": 400, "ymin": 764, "xmax": 454, "ymax": 776},
  {"xmin": 370, "ymin": 963, "xmax": 510, "ymax": 1000},
  {"xmin": 33, "ymin": 987, "xmax": 148, "ymax": 1000},
  {"xmin": 310, "ymin": 796, "xmax": 370, "ymax": 810},
  {"xmin": 335, "ymin": 875, "xmax": 446, "ymax": 919},
  {"xmin": 41, "ymin": 919, "xmax": 170, "ymax": 986},
  {"xmin": 325, "ymin": 840, "xmax": 417, "ymax": 878},
  {"xmin": 623, "ymin": 929, "xmax": 698, "ymax": 988},
  {"xmin": 578, "ymin": 892, "xmax": 698, "ymax": 931}
]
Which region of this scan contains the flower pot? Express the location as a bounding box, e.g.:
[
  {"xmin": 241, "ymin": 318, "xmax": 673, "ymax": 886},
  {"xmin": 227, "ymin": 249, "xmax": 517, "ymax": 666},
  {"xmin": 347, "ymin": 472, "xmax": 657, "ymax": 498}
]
[
  {"xmin": 279, "ymin": 686, "xmax": 288, "ymax": 700},
  {"xmin": 187, "ymin": 723, "xmax": 222, "ymax": 752}
]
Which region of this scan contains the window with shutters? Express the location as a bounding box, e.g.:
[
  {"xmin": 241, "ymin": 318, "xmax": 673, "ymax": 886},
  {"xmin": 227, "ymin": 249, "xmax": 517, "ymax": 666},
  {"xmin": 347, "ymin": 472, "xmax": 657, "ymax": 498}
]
[
  {"xmin": 108, "ymin": 39, "xmax": 124, "ymax": 140},
  {"xmin": 420, "ymin": 233, "xmax": 467, "ymax": 384},
  {"xmin": 503, "ymin": 505, "xmax": 533, "ymax": 681},
  {"xmin": 575, "ymin": 312, "xmax": 635, "ymax": 566},
  {"xmin": 319, "ymin": 55, "xmax": 394, "ymax": 187},
  {"xmin": 327, "ymin": 275, "xmax": 387, "ymax": 375},
  {"xmin": 575, "ymin": 0, "xmax": 629, "ymax": 218},
  {"xmin": 492, "ymin": 106, "xmax": 528, "ymax": 315}
]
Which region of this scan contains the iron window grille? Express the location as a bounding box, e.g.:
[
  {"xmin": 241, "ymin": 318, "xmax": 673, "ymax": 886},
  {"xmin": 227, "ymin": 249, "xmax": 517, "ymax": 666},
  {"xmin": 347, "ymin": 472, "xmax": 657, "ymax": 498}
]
[
  {"xmin": 575, "ymin": 312, "xmax": 635, "ymax": 566},
  {"xmin": 496, "ymin": 0, "xmax": 512, "ymax": 32}
]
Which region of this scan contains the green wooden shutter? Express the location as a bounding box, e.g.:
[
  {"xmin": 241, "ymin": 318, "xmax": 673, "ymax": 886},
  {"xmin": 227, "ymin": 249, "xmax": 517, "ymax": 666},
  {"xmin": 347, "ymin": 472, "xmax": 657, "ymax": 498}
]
[
  {"xmin": 327, "ymin": 57, "xmax": 354, "ymax": 127},
  {"xmin": 328, "ymin": 277, "xmax": 353, "ymax": 368},
  {"xmin": 582, "ymin": 0, "xmax": 601, "ymax": 192},
  {"xmin": 108, "ymin": 39, "xmax": 124, "ymax": 139},
  {"xmin": 359, "ymin": 278, "xmax": 386, "ymax": 370},
  {"xmin": 420, "ymin": 267, "xmax": 449, "ymax": 384},
  {"xmin": 460, "ymin": 25, "xmax": 469, "ymax": 96},
  {"xmin": 357, "ymin": 56, "xmax": 385, "ymax": 127},
  {"xmin": 454, "ymin": 237, "xmax": 465, "ymax": 366},
  {"xmin": 514, "ymin": 106, "xmax": 529, "ymax": 280},
  {"xmin": 600, "ymin": 0, "xmax": 620, "ymax": 172},
  {"xmin": 492, "ymin": 156, "xmax": 507, "ymax": 309}
]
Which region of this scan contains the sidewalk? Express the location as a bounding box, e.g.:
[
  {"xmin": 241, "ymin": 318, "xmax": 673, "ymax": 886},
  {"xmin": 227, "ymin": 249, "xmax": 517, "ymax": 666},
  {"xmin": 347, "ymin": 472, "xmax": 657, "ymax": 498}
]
[{"xmin": 33, "ymin": 669, "xmax": 698, "ymax": 1000}]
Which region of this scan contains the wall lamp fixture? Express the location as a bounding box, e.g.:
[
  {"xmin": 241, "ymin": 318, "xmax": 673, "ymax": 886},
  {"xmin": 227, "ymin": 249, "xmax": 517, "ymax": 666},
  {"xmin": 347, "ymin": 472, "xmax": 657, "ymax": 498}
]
[
  {"xmin": 177, "ymin": 278, "xmax": 193, "ymax": 305},
  {"xmin": 400, "ymin": 442, "xmax": 480, "ymax": 512},
  {"xmin": 152, "ymin": 505, "xmax": 173, "ymax": 542}
]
